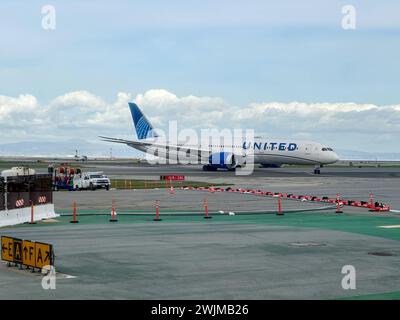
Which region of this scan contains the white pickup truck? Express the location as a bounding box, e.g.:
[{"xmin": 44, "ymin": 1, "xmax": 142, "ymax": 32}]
[{"xmin": 73, "ymin": 172, "xmax": 111, "ymax": 191}]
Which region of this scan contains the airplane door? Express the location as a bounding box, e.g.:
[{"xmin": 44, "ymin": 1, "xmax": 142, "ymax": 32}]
[{"xmin": 305, "ymin": 144, "xmax": 313, "ymax": 155}]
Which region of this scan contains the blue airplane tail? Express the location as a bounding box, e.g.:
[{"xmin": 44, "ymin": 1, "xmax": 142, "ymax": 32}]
[{"xmin": 128, "ymin": 102, "xmax": 158, "ymax": 140}]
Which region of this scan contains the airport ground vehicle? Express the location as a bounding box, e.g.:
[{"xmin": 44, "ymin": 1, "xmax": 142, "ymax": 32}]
[
  {"xmin": 73, "ymin": 172, "xmax": 111, "ymax": 190},
  {"xmin": 50, "ymin": 164, "xmax": 80, "ymax": 191}
]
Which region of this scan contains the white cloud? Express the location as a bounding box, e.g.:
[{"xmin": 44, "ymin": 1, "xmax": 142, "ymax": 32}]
[
  {"xmin": 231, "ymin": 101, "xmax": 399, "ymax": 134},
  {"xmin": 0, "ymin": 89, "xmax": 399, "ymax": 152},
  {"xmin": 136, "ymin": 89, "xmax": 228, "ymax": 126},
  {"xmin": 0, "ymin": 94, "xmax": 39, "ymax": 119}
]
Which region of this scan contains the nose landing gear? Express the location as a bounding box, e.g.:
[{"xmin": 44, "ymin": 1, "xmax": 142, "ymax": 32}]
[{"xmin": 314, "ymin": 165, "xmax": 321, "ymax": 175}]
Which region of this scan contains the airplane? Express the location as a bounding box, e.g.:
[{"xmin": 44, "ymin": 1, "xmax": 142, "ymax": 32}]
[
  {"xmin": 74, "ymin": 149, "xmax": 88, "ymax": 162},
  {"xmin": 100, "ymin": 103, "xmax": 339, "ymax": 174}
]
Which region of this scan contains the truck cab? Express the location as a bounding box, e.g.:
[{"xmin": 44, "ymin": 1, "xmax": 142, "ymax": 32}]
[{"xmin": 74, "ymin": 172, "xmax": 111, "ymax": 191}]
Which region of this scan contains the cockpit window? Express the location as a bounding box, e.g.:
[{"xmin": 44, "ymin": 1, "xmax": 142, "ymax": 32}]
[{"xmin": 322, "ymin": 147, "xmax": 334, "ymax": 151}]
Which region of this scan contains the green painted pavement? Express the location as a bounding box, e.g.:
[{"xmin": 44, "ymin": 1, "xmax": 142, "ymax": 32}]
[
  {"xmin": 339, "ymin": 291, "xmax": 400, "ymax": 300},
  {"xmin": 12, "ymin": 211, "xmax": 400, "ymax": 242}
]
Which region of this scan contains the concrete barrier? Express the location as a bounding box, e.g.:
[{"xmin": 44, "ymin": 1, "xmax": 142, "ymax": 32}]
[{"xmin": 0, "ymin": 203, "xmax": 59, "ymax": 228}]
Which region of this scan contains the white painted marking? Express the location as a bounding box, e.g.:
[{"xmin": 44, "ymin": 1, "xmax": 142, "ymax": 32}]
[
  {"xmin": 378, "ymin": 225, "xmax": 400, "ymax": 229},
  {"xmin": 61, "ymin": 274, "xmax": 77, "ymax": 279}
]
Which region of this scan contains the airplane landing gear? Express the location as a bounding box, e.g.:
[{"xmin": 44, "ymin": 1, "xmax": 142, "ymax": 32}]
[{"xmin": 313, "ymin": 165, "xmax": 321, "ymax": 175}]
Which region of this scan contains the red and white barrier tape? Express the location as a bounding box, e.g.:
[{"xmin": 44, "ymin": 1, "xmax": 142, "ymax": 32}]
[{"xmin": 178, "ymin": 186, "xmax": 391, "ymax": 212}]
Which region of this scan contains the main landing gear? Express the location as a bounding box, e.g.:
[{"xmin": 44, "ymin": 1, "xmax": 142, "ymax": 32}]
[
  {"xmin": 202, "ymin": 165, "xmax": 236, "ymax": 171},
  {"xmin": 313, "ymin": 165, "xmax": 321, "ymax": 175}
]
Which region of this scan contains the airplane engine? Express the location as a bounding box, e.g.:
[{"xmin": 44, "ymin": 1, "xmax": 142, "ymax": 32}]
[{"xmin": 205, "ymin": 152, "xmax": 245, "ymax": 171}]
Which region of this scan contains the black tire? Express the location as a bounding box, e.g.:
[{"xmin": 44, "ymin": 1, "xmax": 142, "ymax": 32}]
[
  {"xmin": 106, "ymin": 185, "xmax": 110, "ymax": 190},
  {"xmin": 90, "ymin": 183, "xmax": 95, "ymax": 191}
]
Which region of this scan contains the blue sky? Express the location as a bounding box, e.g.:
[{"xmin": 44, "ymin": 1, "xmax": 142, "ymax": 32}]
[
  {"xmin": 0, "ymin": 1, "xmax": 399, "ymax": 155},
  {"xmin": 1, "ymin": 0, "xmax": 399, "ymax": 104}
]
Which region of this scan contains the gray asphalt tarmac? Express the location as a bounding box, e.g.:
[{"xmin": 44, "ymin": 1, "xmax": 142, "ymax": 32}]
[
  {"xmin": 2, "ymin": 219, "xmax": 400, "ymax": 300},
  {"xmin": 1, "ymin": 162, "xmax": 399, "ymax": 299},
  {"xmin": 80, "ymin": 164, "xmax": 400, "ymax": 210}
]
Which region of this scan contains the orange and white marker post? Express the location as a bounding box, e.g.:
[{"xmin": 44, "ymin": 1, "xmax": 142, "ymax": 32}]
[
  {"xmin": 109, "ymin": 199, "xmax": 118, "ymax": 222},
  {"xmin": 336, "ymin": 193, "xmax": 343, "ymax": 214},
  {"xmin": 204, "ymin": 198, "xmax": 212, "ymax": 219},
  {"xmin": 369, "ymin": 192, "xmax": 375, "ymax": 211},
  {"xmin": 154, "ymin": 200, "xmax": 162, "ymax": 221},
  {"xmin": 170, "ymin": 182, "xmax": 175, "ymax": 194},
  {"xmin": 276, "ymin": 195, "xmax": 283, "ymax": 216},
  {"xmin": 209, "ymin": 185, "xmax": 215, "ymax": 193},
  {"xmin": 29, "ymin": 201, "xmax": 36, "ymax": 224},
  {"xmin": 70, "ymin": 201, "xmax": 79, "ymax": 223}
]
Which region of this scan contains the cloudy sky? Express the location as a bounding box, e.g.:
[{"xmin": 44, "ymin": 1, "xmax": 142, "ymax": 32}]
[{"xmin": 0, "ymin": 1, "xmax": 399, "ymax": 155}]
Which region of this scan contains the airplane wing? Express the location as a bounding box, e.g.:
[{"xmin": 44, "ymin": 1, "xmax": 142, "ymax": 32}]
[
  {"xmin": 100, "ymin": 136, "xmax": 153, "ymax": 147},
  {"xmin": 99, "ymin": 136, "xmax": 212, "ymax": 160}
]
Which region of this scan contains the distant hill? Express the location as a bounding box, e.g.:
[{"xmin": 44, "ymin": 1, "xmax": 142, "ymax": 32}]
[
  {"xmin": 0, "ymin": 139, "xmax": 140, "ymax": 158},
  {"xmin": 0, "ymin": 140, "xmax": 398, "ymax": 161},
  {"xmin": 336, "ymin": 149, "xmax": 400, "ymax": 161}
]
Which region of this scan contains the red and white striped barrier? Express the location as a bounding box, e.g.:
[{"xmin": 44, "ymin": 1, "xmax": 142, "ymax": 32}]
[
  {"xmin": 15, "ymin": 199, "xmax": 25, "ymax": 207},
  {"xmin": 38, "ymin": 196, "xmax": 47, "ymax": 204},
  {"xmin": 178, "ymin": 185, "xmax": 391, "ymax": 212}
]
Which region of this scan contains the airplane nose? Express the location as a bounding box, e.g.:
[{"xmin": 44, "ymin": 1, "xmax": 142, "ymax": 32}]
[{"xmin": 332, "ymin": 152, "xmax": 339, "ymax": 163}]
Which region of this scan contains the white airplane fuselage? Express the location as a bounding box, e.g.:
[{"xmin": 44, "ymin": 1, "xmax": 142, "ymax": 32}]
[{"xmin": 132, "ymin": 137, "xmax": 339, "ymax": 166}]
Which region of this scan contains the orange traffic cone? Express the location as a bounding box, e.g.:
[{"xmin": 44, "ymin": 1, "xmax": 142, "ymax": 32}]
[{"xmin": 109, "ymin": 200, "xmax": 118, "ymax": 222}]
